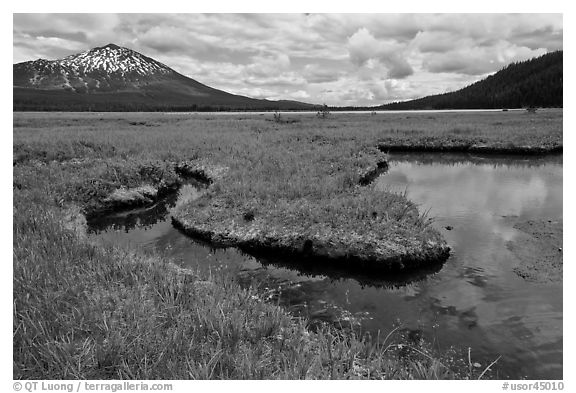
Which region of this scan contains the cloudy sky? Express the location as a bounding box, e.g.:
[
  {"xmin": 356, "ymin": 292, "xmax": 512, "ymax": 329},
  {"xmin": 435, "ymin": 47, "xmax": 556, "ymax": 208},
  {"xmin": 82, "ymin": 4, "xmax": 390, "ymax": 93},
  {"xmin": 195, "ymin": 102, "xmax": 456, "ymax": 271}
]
[{"xmin": 13, "ymin": 13, "xmax": 563, "ymax": 106}]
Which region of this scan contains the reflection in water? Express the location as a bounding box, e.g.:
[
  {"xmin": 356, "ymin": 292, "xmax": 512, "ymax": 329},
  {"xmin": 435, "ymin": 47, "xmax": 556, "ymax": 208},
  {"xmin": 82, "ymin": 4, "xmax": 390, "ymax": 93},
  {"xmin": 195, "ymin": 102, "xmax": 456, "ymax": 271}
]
[
  {"xmin": 88, "ymin": 153, "xmax": 562, "ymax": 379},
  {"xmin": 375, "ymin": 153, "xmax": 562, "ymax": 379}
]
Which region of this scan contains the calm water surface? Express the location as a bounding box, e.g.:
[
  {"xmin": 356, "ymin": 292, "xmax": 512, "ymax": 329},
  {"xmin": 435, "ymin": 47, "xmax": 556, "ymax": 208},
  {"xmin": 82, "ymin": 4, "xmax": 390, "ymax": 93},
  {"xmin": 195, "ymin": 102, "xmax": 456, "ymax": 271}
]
[
  {"xmin": 88, "ymin": 153, "xmax": 563, "ymax": 379},
  {"xmin": 162, "ymin": 109, "xmax": 523, "ymax": 116}
]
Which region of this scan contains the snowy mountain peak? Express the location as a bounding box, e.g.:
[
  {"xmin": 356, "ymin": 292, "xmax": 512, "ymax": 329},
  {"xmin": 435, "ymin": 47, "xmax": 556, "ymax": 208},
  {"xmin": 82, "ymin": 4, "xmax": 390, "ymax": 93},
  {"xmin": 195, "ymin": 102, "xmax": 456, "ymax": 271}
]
[
  {"xmin": 14, "ymin": 44, "xmax": 177, "ymax": 93},
  {"xmin": 14, "ymin": 43, "xmax": 316, "ymax": 110},
  {"xmin": 59, "ymin": 44, "xmax": 173, "ymax": 76}
]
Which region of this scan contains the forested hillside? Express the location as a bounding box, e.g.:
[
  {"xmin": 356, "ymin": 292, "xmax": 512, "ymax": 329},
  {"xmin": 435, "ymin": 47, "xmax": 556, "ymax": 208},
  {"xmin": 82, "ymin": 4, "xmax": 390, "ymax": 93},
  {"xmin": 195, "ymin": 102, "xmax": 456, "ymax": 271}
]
[{"xmin": 382, "ymin": 51, "xmax": 562, "ymax": 110}]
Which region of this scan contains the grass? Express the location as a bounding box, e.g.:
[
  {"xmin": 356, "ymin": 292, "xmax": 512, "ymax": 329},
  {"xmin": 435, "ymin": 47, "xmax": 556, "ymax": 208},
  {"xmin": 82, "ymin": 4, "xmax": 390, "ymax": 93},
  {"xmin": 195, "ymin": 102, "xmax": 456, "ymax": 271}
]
[
  {"xmin": 13, "ymin": 194, "xmax": 490, "ymax": 379},
  {"xmin": 14, "ymin": 111, "xmax": 456, "ymax": 269},
  {"xmin": 14, "ymin": 109, "xmax": 562, "ymax": 379}
]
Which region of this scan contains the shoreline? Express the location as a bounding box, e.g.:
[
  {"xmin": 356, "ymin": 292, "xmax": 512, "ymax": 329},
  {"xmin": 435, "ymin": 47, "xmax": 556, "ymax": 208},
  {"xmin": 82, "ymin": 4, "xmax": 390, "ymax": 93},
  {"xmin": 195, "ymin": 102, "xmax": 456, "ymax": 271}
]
[
  {"xmin": 378, "ymin": 144, "xmax": 562, "ymax": 155},
  {"xmin": 170, "ymin": 212, "xmax": 451, "ymax": 273},
  {"xmin": 81, "ymin": 159, "xmax": 451, "ymax": 274},
  {"xmin": 79, "ymin": 142, "xmax": 561, "ymax": 273}
]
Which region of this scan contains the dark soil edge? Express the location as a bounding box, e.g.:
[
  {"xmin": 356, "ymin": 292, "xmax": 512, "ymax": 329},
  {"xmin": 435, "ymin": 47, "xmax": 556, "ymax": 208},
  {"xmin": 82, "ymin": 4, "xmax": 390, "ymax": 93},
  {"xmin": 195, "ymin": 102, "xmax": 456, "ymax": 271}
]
[
  {"xmin": 171, "ymin": 217, "xmax": 451, "ymax": 274},
  {"xmin": 359, "ymin": 161, "xmax": 389, "ymax": 186},
  {"xmin": 84, "ymin": 164, "xmax": 212, "ymax": 220},
  {"xmin": 377, "ymin": 144, "xmax": 562, "ymax": 155},
  {"xmin": 85, "ymin": 156, "xmax": 451, "ymax": 274},
  {"xmin": 174, "ymin": 162, "xmax": 214, "ymax": 184},
  {"xmin": 246, "ymin": 246, "xmax": 446, "ymax": 289},
  {"xmin": 83, "ymin": 181, "xmax": 180, "ymax": 220}
]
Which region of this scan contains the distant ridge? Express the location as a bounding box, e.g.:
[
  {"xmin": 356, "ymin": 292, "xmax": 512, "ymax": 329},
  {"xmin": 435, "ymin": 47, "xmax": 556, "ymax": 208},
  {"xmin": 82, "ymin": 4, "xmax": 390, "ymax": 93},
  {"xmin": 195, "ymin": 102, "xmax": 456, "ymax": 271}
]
[
  {"xmin": 381, "ymin": 51, "xmax": 563, "ymax": 110},
  {"xmin": 13, "ymin": 44, "xmax": 316, "ymax": 111}
]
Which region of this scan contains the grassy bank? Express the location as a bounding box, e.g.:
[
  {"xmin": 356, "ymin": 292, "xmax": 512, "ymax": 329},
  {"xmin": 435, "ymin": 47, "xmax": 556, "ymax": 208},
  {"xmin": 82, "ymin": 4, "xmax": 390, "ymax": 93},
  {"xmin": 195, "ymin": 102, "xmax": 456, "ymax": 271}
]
[
  {"xmin": 14, "ymin": 157, "xmax": 480, "ymax": 380},
  {"xmin": 15, "ymin": 198, "xmax": 487, "ymax": 379},
  {"xmin": 14, "ymin": 111, "xmax": 457, "ymax": 269},
  {"xmin": 14, "ymin": 109, "xmax": 561, "ymax": 379},
  {"xmin": 13, "ymin": 110, "xmax": 562, "ymax": 270}
]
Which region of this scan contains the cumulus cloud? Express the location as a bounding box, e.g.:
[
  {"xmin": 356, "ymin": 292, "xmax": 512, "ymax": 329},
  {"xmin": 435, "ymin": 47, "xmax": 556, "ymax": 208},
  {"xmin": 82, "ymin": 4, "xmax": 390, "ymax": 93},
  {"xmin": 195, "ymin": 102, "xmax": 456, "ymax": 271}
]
[
  {"xmin": 13, "ymin": 13, "xmax": 563, "ymax": 106},
  {"xmin": 510, "ymin": 26, "xmax": 563, "ymax": 51},
  {"xmin": 246, "ymin": 53, "xmax": 291, "ymax": 77},
  {"xmin": 138, "ymin": 26, "xmax": 209, "ymax": 54},
  {"xmin": 14, "ymin": 14, "xmax": 120, "ymax": 48},
  {"xmin": 302, "ymin": 64, "xmax": 343, "ymax": 84},
  {"xmin": 423, "ymin": 42, "xmax": 548, "ymax": 76},
  {"xmin": 347, "ymin": 28, "xmax": 413, "ymax": 79},
  {"xmin": 413, "ymin": 31, "xmax": 463, "ymax": 54}
]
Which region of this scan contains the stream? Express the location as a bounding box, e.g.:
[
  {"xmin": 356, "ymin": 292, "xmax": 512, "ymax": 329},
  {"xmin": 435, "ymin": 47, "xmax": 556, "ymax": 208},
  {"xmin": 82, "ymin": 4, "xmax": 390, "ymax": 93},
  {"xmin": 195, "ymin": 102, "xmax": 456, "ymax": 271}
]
[{"xmin": 88, "ymin": 152, "xmax": 563, "ymax": 379}]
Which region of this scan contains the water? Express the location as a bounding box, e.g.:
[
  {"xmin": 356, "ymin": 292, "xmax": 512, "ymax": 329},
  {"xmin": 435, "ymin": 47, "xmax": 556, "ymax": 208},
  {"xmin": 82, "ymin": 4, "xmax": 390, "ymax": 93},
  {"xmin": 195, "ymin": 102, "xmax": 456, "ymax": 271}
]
[
  {"xmin": 161, "ymin": 109, "xmax": 522, "ymax": 116},
  {"xmin": 88, "ymin": 153, "xmax": 563, "ymax": 379}
]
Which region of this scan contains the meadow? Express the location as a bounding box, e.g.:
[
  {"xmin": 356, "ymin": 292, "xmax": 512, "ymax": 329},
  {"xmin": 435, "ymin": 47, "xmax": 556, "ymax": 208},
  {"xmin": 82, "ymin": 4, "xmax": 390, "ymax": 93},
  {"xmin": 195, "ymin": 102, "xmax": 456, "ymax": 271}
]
[{"xmin": 13, "ymin": 109, "xmax": 562, "ymax": 379}]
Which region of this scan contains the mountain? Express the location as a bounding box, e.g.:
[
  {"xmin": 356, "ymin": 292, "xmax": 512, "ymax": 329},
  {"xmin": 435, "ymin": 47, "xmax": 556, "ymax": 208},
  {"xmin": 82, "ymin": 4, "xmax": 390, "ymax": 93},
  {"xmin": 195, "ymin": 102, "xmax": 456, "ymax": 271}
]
[
  {"xmin": 13, "ymin": 44, "xmax": 315, "ymax": 111},
  {"xmin": 380, "ymin": 51, "xmax": 563, "ymax": 110}
]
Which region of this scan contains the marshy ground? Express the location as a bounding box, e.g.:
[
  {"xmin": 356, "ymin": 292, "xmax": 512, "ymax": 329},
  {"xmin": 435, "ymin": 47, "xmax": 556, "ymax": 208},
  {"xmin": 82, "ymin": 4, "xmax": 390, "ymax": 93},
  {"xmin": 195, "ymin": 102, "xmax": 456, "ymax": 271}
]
[
  {"xmin": 507, "ymin": 219, "xmax": 563, "ymax": 283},
  {"xmin": 13, "ymin": 109, "xmax": 562, "ymax": 379}
]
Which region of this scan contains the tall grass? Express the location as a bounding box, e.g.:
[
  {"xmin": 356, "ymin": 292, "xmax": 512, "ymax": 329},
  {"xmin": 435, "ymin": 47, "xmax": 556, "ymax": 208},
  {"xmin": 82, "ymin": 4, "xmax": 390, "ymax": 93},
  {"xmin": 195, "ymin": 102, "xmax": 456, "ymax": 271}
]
[
  {"xmin": 13, "ymin": 192, "xmax": 486, "ymax": 379},
  {"xmin": 14, "ymin": 111, "xmax": 449, "ymax": 266},
  {"xmin": 14, "ymin": 110, "xmax": 556, "ymax": 379}
]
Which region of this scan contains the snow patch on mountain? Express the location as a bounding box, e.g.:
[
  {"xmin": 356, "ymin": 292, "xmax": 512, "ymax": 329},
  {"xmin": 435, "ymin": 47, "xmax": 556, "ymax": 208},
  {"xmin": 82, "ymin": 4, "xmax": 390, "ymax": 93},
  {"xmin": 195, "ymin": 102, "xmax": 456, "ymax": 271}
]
[
  {"xmin": 59, "ymin": 44, "xmax": 173, "ymax": 76},
  {"xmin": 14, "ymin": 44, "xmax": 176, "ymax": 92}
]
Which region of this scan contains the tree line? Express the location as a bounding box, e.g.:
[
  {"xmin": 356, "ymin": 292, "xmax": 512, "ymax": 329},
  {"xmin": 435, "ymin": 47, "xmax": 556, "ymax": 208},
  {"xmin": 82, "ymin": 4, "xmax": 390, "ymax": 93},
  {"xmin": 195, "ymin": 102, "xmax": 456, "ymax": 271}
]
[{"xmin": 381, "ymin": 51, "xmax": 563, "ymax": 110}]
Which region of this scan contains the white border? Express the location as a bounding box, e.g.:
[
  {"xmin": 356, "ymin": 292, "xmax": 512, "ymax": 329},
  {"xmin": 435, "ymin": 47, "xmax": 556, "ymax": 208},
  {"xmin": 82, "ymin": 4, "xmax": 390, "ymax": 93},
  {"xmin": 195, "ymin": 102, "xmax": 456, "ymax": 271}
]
[{"xmin": 4, "ymin": 4, "xmax": 571, "ymax": 392}]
